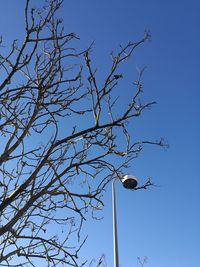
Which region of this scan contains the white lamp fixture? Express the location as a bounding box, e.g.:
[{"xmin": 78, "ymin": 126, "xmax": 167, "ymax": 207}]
[{"xmin": 121, "ymin": 174, "xmax": 138, "ymax": 189}]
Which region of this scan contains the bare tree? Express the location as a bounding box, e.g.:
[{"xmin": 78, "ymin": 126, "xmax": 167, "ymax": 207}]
[{"xmin": 0, "ymin": 0, "xmax": 165, "ymax": 266}]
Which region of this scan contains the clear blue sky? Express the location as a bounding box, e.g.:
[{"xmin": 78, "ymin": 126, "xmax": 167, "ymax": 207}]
[{"xmin": 0, "ymin": 1, "xmax": 199, "ymax": 266}]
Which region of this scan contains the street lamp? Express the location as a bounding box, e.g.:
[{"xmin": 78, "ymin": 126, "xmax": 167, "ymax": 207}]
[{"xmin": 112, "ymin": 175, "xmax": 138, "ymax": 267}]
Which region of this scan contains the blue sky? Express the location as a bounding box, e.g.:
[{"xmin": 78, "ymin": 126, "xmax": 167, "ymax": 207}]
[{"xmin": 0, "ymin": 0, "xmax": 200, "ymax": 267}]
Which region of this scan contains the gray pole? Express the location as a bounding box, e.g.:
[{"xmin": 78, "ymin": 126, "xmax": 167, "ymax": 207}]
[{"xmin": 112, "ymin": 179, "xmax": 119, "ymax": 267}]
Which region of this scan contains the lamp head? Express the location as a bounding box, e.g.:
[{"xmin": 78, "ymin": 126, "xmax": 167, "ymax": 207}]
[{"xmin": 121, "ymin": 174, "xmax": 138, "ymax": 189}]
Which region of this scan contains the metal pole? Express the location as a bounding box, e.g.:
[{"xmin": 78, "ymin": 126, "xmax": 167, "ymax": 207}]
[{"xmin": 112, "ymin": 179, "xmax": 119, "ymax": 267}]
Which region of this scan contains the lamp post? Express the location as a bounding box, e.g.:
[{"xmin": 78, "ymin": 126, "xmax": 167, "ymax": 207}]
[{"xmin": 112, "ymin": 175, "xmax": 138, "ymax": 267}]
